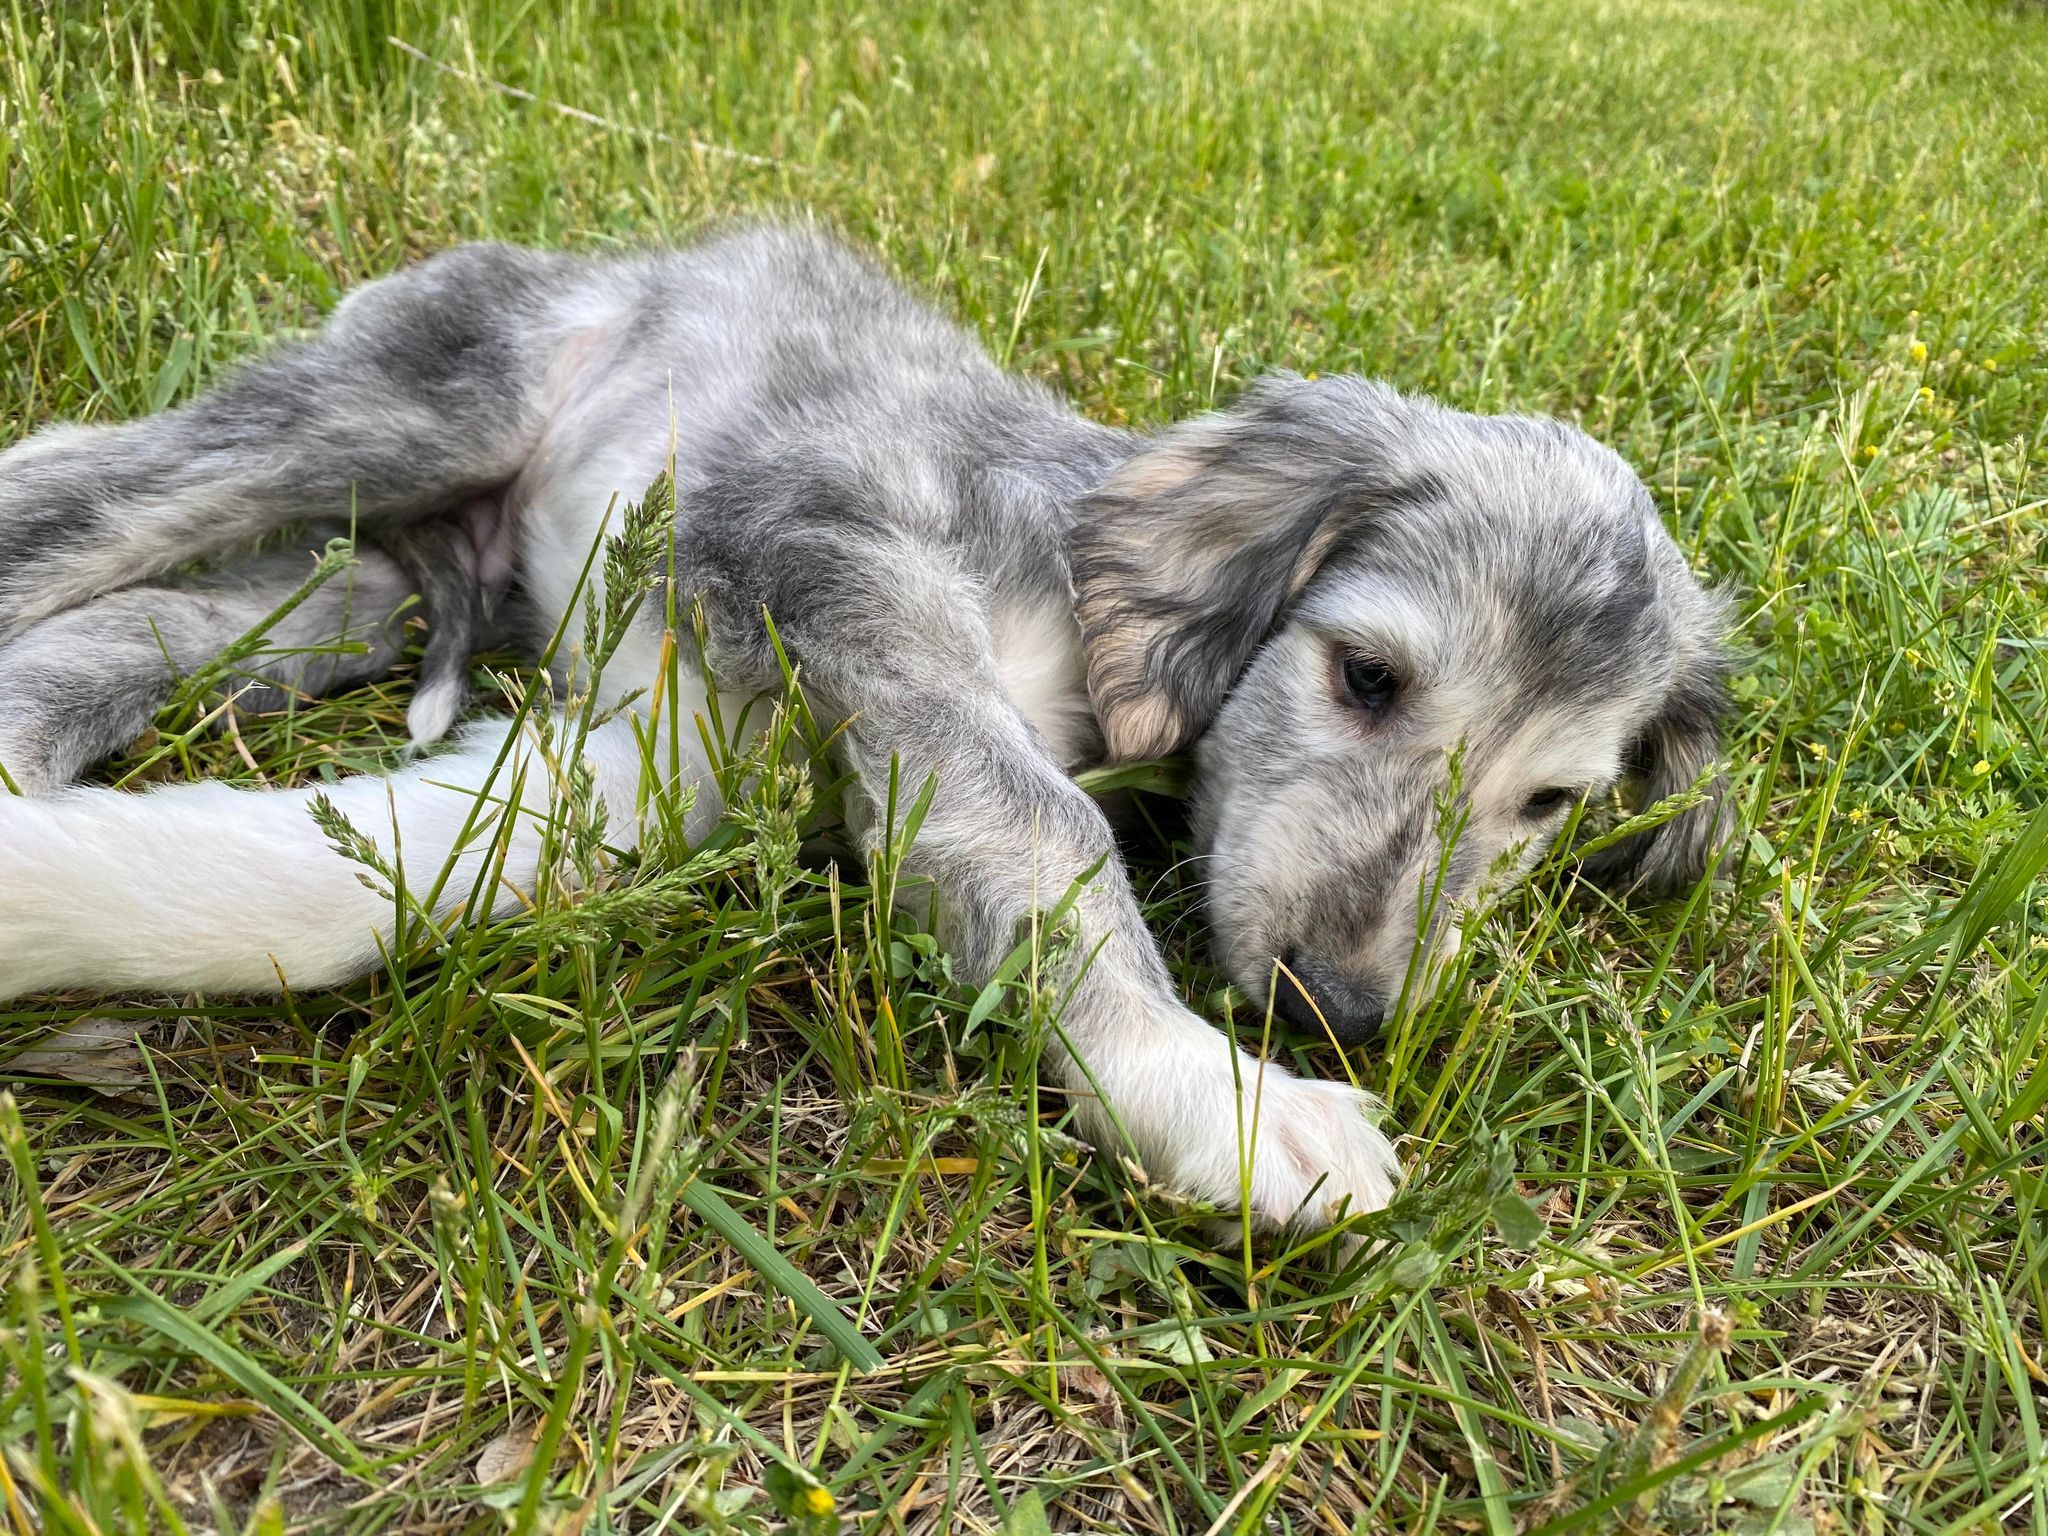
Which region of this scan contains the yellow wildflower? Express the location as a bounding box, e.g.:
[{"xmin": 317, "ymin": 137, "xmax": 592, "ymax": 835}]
[{"xmin": 1909, "ymin": 340, "xmax": 1927, "ymax": 364}]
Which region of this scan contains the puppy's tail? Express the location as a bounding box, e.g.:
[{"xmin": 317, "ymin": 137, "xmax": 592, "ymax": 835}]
[{"xmin": 374, "ymin": 495, "xmax": 516, "ymax": 746}]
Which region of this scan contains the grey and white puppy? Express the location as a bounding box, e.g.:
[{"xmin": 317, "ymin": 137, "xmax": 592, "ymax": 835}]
[{"xmin": 0, "ymin": 226, "xmax": 1729, "ymax": 1229}]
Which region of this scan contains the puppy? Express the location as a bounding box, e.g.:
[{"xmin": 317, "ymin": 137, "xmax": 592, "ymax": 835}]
[{"xmin": 0, "ymin": 226, "xmax": 1729, "ymax": 1228}]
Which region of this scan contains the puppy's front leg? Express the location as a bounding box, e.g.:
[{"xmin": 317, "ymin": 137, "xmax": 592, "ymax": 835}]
[{"xmin": 793, "ymin": 620, "xmax": 1401, "ymax": 1230}]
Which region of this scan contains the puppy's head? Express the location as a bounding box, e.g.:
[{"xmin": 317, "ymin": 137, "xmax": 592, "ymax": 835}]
[{"xmin": 1073, "ymin": 376, "xmax": 1730, "ymax": 1044}]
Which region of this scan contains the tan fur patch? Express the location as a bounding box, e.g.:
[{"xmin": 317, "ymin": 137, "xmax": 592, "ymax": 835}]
[
  {"xmin": 1098, "ymin": 691, "xmax": 1186, "ymax": 763},
  {"xmin": 1102, "ymin": 444, "xmax": 1205, "ymax": 500}
]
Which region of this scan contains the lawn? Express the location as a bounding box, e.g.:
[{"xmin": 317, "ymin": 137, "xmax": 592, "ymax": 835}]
[{"xmin": 3, "ymin": 0, "xmax": 2047, "ymax": 1530}]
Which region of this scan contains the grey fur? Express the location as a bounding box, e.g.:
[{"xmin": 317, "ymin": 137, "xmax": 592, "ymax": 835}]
[
  {"xmin": 0, "ymin": 243, "xmax": 570, "ymax": 640},
  {"xmin": 0, "ymin": 221, "xmax": 1731, "ymax": 1104},
  {"xmin": 0, "ymin": 537, "xmax": 419, "ymax": 794}
]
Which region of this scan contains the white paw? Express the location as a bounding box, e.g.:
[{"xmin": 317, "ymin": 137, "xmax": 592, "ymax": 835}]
[
  {"xmin": 1234, "ymin": 1067, "xmax": 1402, "ymax": 1229},
  {"xmin": 1075, "ymin": 1001, "xmax": 1402, "ymax": 1231}
]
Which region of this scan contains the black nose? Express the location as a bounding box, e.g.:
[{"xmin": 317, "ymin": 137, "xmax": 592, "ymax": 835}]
[{"xmin": 1271, "ymin": 950, "xmax": 1386, "ymax": 1044}]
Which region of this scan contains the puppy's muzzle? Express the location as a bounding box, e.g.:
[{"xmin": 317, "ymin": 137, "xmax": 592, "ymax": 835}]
[{"xmin": 1273, "ymin": 950, "xmax": 1386, "ymax": 1044}]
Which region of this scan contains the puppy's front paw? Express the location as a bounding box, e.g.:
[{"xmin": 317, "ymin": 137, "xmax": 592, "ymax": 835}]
[
  {"xmin": 1241, "ymin": 1068, "xmax": 1402, "ymax": 1229},
  {"xmin": 1080, "ymin": 1008, "xmax": 1402, "ymax": 1231}
]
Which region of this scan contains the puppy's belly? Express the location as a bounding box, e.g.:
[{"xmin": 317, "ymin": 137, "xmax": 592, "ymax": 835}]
[
  {"xmin": 512, "ymin": 437, "xmax": 678, "ymax": 683},
  {"xmin": 509, "ymin": 437, "xmax": 737, "ymax": 842}
]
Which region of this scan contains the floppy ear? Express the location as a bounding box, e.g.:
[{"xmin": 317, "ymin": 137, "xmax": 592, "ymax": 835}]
[
  {"xmin": 1581, "ymin": 612, "xmax": 1735, "ymax": 897},
  {"xmin": 1069, "ymin": 376, "xmax": 1403, "ymax": 761}
]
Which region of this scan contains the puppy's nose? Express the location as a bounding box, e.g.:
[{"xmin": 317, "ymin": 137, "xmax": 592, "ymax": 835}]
[{"xmin": 1272, "ymin": 950, "xmax": 1386, "ymax": 1044}]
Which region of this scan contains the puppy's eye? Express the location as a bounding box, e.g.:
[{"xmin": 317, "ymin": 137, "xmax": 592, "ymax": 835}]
[
  {"xmin": 1341, "ymin": 653, "xmax": 1400, "ymax": 713},
  {"xmin": 1523, "ymin": 787, "xmax": 1578, "ymax": 818}
]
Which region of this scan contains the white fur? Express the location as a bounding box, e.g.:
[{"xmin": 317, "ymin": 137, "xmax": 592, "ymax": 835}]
[
  {"xmin": 0, "ymin": 705, "xmax": 708, "ymax": 997},
  {"xmin": 990, "ymin": 598, "xmax": 1098, "ymax": 767},
  {"xmin": 405, "ymin": 674, "xmax": 466, "ymax": 745},
  {"xmin": 0, "ymin": 574, "xmax": 719, "ymax": 997}
]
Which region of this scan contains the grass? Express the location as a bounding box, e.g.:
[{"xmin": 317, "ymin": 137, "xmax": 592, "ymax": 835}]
[{"xmin": 3, "ymin": 0, "xmax": 2047, "ymax": 1529}]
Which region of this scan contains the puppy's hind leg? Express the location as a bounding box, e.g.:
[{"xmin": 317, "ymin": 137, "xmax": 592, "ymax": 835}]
[
  {"xmin": 0, "ymin": 536, "xmax": 419, "ymax": 795},
  {"xmin": 0, "ymin": 242, "xmax": 577, "ymax": 641}
]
